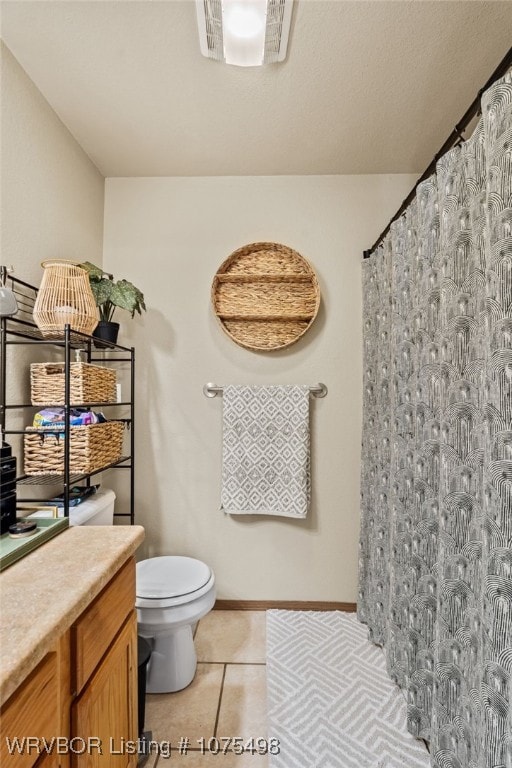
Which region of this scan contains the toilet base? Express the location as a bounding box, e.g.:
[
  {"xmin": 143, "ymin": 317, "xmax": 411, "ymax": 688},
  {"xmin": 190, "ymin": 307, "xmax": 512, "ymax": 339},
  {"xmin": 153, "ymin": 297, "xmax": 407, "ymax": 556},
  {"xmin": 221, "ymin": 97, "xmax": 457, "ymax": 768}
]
[{"xmin": 141, "ymin": 625, "xmax": 197, "ymax": 693}]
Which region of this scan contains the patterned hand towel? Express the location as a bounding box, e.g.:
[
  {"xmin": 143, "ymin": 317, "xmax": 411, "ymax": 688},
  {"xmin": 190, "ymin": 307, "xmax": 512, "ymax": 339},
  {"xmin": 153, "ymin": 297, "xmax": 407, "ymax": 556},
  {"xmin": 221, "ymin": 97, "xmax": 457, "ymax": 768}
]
[{"xmin": 221, "ymin": 385, "xmax": 311, "ymax": 518}]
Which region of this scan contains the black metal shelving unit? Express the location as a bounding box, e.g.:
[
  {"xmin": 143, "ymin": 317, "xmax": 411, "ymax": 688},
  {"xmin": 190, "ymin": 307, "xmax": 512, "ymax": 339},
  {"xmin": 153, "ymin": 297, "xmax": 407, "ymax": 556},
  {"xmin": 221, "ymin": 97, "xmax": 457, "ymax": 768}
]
[{"xmin": 0, "ymin": 268, "xmax": 135, "ymax": 523}]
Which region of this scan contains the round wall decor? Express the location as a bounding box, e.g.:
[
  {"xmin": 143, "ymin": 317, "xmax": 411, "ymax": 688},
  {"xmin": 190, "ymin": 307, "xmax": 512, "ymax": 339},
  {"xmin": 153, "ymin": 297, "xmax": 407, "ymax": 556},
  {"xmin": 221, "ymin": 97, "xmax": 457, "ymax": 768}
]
[{"xmin": 211, "ymin": 242, "xmax": 320, "ymax": 351}]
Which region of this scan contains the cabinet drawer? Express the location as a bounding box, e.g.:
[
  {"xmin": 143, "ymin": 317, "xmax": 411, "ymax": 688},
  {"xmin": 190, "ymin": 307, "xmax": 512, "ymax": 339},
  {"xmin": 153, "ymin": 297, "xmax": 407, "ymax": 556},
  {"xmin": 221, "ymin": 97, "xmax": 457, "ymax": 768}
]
[
  {"xmin": 0, "ymin": 651, "xmax": 59, "ymax": 768},
  {"xmin": 72, "ymin": 558, "xmax": 135, "ymax": 694}
]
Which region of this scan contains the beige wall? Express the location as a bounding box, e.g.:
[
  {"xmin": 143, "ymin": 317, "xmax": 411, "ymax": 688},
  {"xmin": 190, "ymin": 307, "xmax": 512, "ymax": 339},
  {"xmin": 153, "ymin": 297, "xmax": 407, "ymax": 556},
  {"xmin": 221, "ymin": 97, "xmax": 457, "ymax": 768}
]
[
  {"xmin": 1, "ymin": 42, "xmax": 104, "ymax": 285},
  {"xmin": 0, "ymin": 43, "xmax": 104, "ymax": 462},
  {"xmin": 1, "ymin": 42, "xmax": 104, "ymax": 441},
  {"xmin": 104, "ymin": 174, "xmax": 415, "ymax": 602}
]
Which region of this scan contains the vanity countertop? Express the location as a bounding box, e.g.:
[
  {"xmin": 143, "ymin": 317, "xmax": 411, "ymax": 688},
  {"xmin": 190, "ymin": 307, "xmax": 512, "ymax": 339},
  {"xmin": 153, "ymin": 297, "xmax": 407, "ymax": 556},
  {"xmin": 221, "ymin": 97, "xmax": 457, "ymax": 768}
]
[{"xmin": 0, "ymin": 525, "xmax": 145, "ymax": 706}]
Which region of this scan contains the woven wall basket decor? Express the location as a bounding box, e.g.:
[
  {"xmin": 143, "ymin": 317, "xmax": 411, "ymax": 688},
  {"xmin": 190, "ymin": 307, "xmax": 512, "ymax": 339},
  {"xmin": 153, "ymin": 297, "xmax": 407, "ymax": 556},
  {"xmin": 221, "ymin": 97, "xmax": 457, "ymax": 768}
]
[{"xmin": 211, "ymin": 242, "xmax": 321, "ymax": 351}]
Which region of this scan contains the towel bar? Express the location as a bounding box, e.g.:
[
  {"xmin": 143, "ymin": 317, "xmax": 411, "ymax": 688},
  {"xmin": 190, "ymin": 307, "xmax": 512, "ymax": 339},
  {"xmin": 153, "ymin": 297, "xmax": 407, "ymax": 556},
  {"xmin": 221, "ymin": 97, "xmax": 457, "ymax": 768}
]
[{"xmin": 203, "ymin": 382, "xmax": 328, "ymax": 398}]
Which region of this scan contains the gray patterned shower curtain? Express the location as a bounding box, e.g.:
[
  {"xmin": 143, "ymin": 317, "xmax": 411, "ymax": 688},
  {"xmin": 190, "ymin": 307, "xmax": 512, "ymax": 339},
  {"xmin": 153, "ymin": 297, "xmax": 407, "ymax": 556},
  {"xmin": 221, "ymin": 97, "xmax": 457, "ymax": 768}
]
[{"xmin": 358, "ymin": 71, "xmax": 512, "ymax": 768}]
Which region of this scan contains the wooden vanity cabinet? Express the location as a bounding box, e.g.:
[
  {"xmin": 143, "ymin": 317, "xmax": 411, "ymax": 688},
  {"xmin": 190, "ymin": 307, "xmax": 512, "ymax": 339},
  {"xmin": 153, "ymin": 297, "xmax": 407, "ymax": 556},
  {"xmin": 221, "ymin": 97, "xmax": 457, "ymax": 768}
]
[{"xmin": 0, "ymin": 558, "xmax": 138, "ymax": 768}]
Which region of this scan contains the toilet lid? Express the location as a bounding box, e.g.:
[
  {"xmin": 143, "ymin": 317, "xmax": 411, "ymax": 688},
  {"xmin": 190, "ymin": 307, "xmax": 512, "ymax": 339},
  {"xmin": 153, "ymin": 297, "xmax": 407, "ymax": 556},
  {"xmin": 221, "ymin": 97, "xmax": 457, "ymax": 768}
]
[{"xmin": 136, "ymin": 556, "xmax": 211, "ymax": 599}]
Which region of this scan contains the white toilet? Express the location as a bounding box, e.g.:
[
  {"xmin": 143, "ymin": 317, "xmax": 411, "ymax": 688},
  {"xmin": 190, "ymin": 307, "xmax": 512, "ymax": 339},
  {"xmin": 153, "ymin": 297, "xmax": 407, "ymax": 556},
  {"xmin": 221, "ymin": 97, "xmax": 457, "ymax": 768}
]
[{"xmin": 135, "ymin": 556, "xmax": 216, "ymax": 693}]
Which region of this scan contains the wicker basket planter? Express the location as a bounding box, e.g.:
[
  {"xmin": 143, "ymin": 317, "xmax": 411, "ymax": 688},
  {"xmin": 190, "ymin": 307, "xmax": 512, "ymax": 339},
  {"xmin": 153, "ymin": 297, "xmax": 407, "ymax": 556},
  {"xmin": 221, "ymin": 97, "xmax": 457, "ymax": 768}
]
[
  {"xmin": 24, "ymin": 421, "xmax": 124, "ymax": 476},
  {"xmin": 30, "ymin": 362, "xmax": 117, "ymax": 406},
  {"xmin": 211, "ymin": 242, "xmax": 320, "ymax": 351}
]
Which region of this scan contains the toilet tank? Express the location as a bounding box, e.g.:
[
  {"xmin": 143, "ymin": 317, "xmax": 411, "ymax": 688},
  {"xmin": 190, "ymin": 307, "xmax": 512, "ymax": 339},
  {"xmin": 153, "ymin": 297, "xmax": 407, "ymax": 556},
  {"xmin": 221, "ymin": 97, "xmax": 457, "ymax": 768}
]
[
  {"xmin": 27, "ymin": 488, "xmax": 116, "ymax": 526},
  {"xmin": 68, "ymin": 488, "xmax": 116, "ymax": 525}
]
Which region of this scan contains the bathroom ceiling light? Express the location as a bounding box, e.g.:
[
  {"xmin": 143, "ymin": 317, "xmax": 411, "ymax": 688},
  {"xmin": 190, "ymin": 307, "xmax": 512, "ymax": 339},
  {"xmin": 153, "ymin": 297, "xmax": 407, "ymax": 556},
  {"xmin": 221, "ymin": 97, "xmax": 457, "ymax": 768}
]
[{"xmin": 195, "ymin": 0, "xmax": 293, "ymax": 67}]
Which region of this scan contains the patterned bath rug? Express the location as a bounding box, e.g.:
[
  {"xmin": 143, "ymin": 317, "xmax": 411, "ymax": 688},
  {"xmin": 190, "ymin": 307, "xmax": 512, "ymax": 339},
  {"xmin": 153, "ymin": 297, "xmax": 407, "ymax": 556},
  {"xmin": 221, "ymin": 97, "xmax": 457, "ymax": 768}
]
[{"xmin": 266, "ymin": 610, "xmax": 430, "ymax": 768}]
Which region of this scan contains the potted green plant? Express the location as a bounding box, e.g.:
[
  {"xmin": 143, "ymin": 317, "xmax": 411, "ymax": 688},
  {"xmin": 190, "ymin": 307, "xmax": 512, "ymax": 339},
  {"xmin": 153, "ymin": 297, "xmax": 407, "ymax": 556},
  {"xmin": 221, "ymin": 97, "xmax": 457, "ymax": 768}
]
[{"xmin": 78, "ymin": 261, "xmax": 146, "ymax": 346}]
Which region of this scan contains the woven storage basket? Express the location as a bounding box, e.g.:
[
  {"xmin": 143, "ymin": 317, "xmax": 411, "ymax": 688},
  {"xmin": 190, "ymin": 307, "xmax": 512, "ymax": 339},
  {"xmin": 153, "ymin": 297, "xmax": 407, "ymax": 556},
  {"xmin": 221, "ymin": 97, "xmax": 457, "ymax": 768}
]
[
  {"xmin": 30, "ymin": 362, "xmax": 117, "ymax": 406},
  {"xmin": 33, "ymin": 260, "xmax": 99, "ymax": 338},
  {"xmin": 211, "ymin": 242, "xmax": 320, "ymax": 351},
  {"xmin": 24, "ymin": 421, "xmax": 124, "ymax": 476}
]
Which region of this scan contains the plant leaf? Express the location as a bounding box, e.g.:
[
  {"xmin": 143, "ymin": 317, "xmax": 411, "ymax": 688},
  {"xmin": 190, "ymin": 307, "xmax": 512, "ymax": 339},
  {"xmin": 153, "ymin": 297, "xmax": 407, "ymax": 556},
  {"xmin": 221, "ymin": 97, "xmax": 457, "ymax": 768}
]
[
  {"xmin": 110, "ymin": 280, "xmax": 143, "ymax": 316},
  {"xmin": 91, "ymin": 278, "xmax": 114, "ymax": 305},
  {"xmin": 78, "ymin": 261, "xmax": 106, "ymax": 280}
]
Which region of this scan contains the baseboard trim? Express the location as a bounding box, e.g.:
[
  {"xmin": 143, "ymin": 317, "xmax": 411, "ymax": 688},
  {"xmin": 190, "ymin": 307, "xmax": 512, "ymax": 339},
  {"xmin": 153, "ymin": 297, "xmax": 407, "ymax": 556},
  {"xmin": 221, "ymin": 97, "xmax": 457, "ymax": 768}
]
[{"xmin": 214, "ymin": 600, "xmax": 357, "ymax": 612}]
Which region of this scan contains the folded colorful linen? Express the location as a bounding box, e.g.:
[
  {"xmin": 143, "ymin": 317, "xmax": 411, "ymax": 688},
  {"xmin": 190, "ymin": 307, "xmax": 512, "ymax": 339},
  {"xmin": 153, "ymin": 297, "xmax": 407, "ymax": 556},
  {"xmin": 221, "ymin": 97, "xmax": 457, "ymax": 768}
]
[{"xmin": 33, "ymin": 408, "xmax": 106, "ymax": 428}]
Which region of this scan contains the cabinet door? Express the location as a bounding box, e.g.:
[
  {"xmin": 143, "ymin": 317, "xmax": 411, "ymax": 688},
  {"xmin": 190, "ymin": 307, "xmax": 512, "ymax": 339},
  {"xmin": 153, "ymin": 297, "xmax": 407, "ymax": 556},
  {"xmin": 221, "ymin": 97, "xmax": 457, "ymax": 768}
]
[
  {"xmin": 71, "ymin": 613, "xmax": 137, "ymax": 767},
  {"xmin": 0, "ymin": 650, "xmax": 59, "ymax": 768}
]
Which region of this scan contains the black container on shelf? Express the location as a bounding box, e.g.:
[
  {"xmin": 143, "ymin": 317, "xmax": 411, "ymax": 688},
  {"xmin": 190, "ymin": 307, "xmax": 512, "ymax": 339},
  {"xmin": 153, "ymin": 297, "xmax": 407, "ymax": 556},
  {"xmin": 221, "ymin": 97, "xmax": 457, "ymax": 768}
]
[
  {"xmin": 0, "ymin": 449, "xmax": 17, "ymax": 534},
  {"xmin": 1, "ymin": 442, "xmax": 12, "ymax": 459}
]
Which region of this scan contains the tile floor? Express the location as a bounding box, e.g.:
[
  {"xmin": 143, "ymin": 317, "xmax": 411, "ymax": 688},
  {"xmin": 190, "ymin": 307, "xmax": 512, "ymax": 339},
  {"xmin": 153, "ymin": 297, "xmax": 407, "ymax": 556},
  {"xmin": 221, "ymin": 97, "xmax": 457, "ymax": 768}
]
[{"xmin": 143, "ymin": 611, "xmax": 269, "ymax": 767}]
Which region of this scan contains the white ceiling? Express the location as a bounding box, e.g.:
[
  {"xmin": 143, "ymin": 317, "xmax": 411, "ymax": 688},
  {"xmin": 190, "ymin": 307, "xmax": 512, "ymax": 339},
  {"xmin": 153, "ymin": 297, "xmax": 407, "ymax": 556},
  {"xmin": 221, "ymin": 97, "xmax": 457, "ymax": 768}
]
[{"xmin": 1, "ymin": 0, "xmax": 511, "ymax": 177}]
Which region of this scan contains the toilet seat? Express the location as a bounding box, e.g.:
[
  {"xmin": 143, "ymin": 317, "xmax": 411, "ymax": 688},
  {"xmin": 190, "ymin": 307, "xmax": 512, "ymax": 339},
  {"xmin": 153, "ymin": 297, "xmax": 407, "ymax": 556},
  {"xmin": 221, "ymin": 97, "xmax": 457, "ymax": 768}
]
[{"xmin": 136, "ymin": 556, "xmax": 214, "ymax": 609}]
